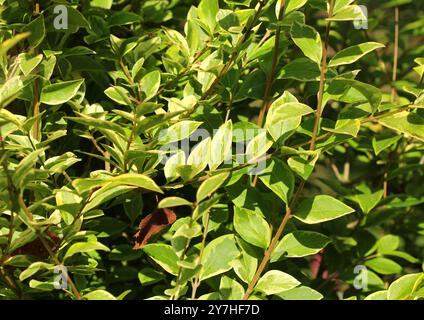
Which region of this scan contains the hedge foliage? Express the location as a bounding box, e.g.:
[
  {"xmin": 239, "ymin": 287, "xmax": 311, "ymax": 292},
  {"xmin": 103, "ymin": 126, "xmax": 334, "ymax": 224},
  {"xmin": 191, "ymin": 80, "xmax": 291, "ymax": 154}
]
[{"xmin": 0, "ymin": 0, "xmax": 424, "ymax": 300}]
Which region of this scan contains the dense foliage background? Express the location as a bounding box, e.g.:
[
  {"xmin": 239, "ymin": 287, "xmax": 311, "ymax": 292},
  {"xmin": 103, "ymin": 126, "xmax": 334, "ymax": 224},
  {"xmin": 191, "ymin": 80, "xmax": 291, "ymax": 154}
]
[{"xmin": 1, "ymin": 0, "xmax": 424, "ymax": 300}]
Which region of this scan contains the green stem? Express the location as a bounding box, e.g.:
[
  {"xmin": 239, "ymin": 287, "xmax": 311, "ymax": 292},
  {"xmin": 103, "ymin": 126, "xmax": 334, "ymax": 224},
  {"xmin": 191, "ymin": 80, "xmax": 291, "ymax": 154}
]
[
  {"xmin": 391, "ymin": 7, "xmax": 400, "ymax": 102},
  {"xmin": 310, "ymin": 0, "xmax": 335, "ymax": 151},
  {"xmin": 191, "ymin": 210, "xmax": 210, "ymax": 299},
  {"xmin": 256, "ymin": 0, "xmax": 286, "ymax": 128}
]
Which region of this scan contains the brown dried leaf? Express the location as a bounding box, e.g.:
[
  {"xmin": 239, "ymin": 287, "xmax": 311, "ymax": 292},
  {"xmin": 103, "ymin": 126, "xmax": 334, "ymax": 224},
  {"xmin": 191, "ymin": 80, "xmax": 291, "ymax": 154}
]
[
  {"xmin": 133, "ymin": 208, "xmax": 176, "ymax": 250},
  {"xmin": 14, "ymin": 231, "xmax": 59, "ymax": 259}
]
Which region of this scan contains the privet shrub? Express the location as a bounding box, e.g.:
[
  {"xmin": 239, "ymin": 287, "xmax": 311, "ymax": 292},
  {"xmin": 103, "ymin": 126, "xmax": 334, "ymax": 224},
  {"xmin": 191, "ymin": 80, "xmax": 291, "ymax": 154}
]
[{"xmin": 0, "ymin": 0, "xmax": 424, "ymax": 300}]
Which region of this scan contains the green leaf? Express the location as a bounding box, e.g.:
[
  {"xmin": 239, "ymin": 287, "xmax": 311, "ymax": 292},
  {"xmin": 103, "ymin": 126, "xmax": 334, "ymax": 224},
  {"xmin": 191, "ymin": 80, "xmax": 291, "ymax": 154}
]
[
  {"xmin": 104, "ymin": 86, "xmax": 132, "ymax": 106},
  {"xmin": 322, "ymin": 119, "xmax": 361, "ymax": 137},
  {"xmin": 414, "ymin": 58, "xmax": 424, "ymax": 79},
  {"xmin": 275, "ymin": 286, "xmax": 323, "ymax": 300},
  {"xmin": 365, "ymin": 290, "xmax": 388, "ymax": 300},
  {"xmin": 107, "ymin": 12, "xmax": 141, "ymax": 27},
  {"xmin": 62, "ymin": 46, "xmax": 96, "ymax": 57},
  {"xmin": 44, "ymin": 152, "xmax": 80, "ymax": 174},
  {"xmin": 172, "ymin": 222, "xmax": 202, "ymax": 257},
  {"xmin": 163, "ymin": 28, "xmax": 190, "ymax": 59},
  {"xmin": 143, "ymin": 244, "xmax": 179, "ymax": 275},
  {"xmin": 287, "ymin": 150, "xmax": 320, "ymax": 180},
  {"xmin": 8, "ymin": 228, "xmax": 36, "ymax": 253},
  {"xmin": 333, "ymin": 0, "xmax": 355, "ymax": 14},
  {"xmin": 265, "ymin": 95, "xmax": 314, "ymax": 142},
  {"xmin": 290, "ymin": 21, "xmax": 322, "ymax": 65},
  {"xmin": 66, "ymin": 113, "xmax": 127, "ymax": 136},
  {"xmin": 158, "ymin": 197, "xmax": 193, "ymax": 208},
  {"xmin": 245, "ymin": 132, "xmax": 272, "ymax": 164},
  {"xmin": 23, "ymin": 15, "xmax": 45, "ymax": 48},
  {"xmin": 140, "ymin": 70, "xmax": 161, "ymax": 101},
  {"xmin": 103, "ymin": 173, "xmax": 163, "ymax": 193},
  {"xmin": 209, "ymin": 121, "xmax": 233, "ymax": 170},
  {"xmin": 322, "ymin": 77, "xmax": 354, "ymax": 106},
  {"xmin": 18, "ymin": 53, "xmax": 43, "ymax": 76},
  {"xmin": 138, "ymin": 268, "xmax": 165, "ymax": 286},
  {"xmin": 110, "ymin": 35, "xmax": 138, "ymax": 57},
  {"xmin": 387, "ymin": 273, "xmax": 424, "ymax": 300},
  {"xmin": 82, "ymin": 185, "xmax": 134, "ymax": 214},
  {"xmin": 347, "ymin": 268, "xmax": 386, "ymax": 292},
  {"xmin": 136, "ymin": 112, "xmax": 184, "ymax": 136},
  {"xmin": 341, "ymin": 80, "xmax": 382, "ymax": 112},
  {"xmin": 19, "ymin": 262, "xmax": 53, "ymax": 281},
  {"xmin": 285, "ymin": 0, "xmax": 308, "ymax": 15},
  {"xmin": 347, "ymin": 190, "xmax": 384, "ymax": 214},
  {"xmin": 259, "ymin": 159, "xmax": 295, "ymax": 204},
  {"xmin": 217, "ymin": 9, "xmax": 239, "ymax": 31},
  {"xmin": 13, "ymin": 148, "xmax": 46, "ymax": 188},
  {"xmin": 198, "ymin": 0, "xmax": 219, "ymax": 33},
  {"xmin": 0, "ymin": 32, "xmax": 30, "ymax": 56},
  {"xmin": 219, "ymin": 276, "xmax": 245, "ymax": 300},
  {"xmin": 378, "ymin": 111, "xmax": 424, "ymax": 142},
  {"xmin": 65, "ymin": 6, "xmax": 91, "ymax": 32},
  {"xmin": 328, "ymin": 42, "xmax": 385, "ymax": 67},
  {"xmin": 65, "ymin": 241, "xmax": 110, "ymax": 260},
  {"xmin": 278, "ymin": 58, "xmax": 321, "ymax": 81},
  {"xmin": 372, "ymin": 134, "xmax": 402, "ymax": 156},
  {"xmin": 117, "ymin": 290, "xmax": 131, "ymax": 300},
  {"xmin": 377, "ymin": 235, "xmax": 400, "ymax": 254},
  {"xmin": 81, "ymin": 173, "xmax": 161, "ymax": 213},
  {"xmin": 294, "ymin": 195, "xmax": 355, "ymax": 224},
  {"xmin": 136, "ymin": 102, "xmax": 164, "ymax": 117},
  {"xmin": 90, "ymin": 0, "xmax": 113, "ymax": 9},
  {"xmin": 83, "ymin": 290, "xmax": 117, "ymax": 300},
  {"xmin": 56, "ymin": 187, "xmax": 83, "ymax": 225},
  {"xmin": 233, "ymin": 207, "xmax": 271, "ymax": 249},
  {"xmin": 174, "ymin": 165, "xmax": 196, "ymax": 184},
  {"xmin": 271, "ymin": 231, "xmax": 330, "ymax": 261},
  {"xmin": 380, "ymin": 195, "xmax": 424, "ymax": 209},
  {"xmin": 248, "ymin": 36, "xmax": 277, "ymax": 61},
  {"xmin": 328, "ymin": 5, "xmax": 366, "ymax": 21},
  {"xmin": 224, "ymin": 0, "xmax": 252, "ymax": 7},
  {"xmin": 197, "ymin": 172, "xmax": 230, "ymax": 202},
  {"xmin": 157, "ymin": 121, "xmax": 202, "ymax": 144},
  {"xmin": 199, "ymin": 234, "xmax": 240, "ymax": 280},
  {"xmin": 29, "ymin": 280, "xmax": 55, "ymax": 291},
  {"xmin": 232, "ymin": 243, "xmax": 258, "ymax": 284},
  {"xmin": 385, "ymin": 251, "xmax": 419, "ymax": 264},
  {"xmin": 39, "ymin": 55, "xmax": 56, "ymax": 80},
  {"xmin": 0, "ymin": 109, "xmax": 23, "ymax": 127},
  {"xmin": 255, "ymin": 270, "xmax": 300, "ymax": 295},
  {"xmin": 40, "ymin": 79, "xmax": 84, "ymax": 105},
  {"xmin": 365, "ymin": 257, "xmax": 402, "ymax": 275},
  {"xmin": 132, "ymin": 57, "xmax": 145, "ymax": 80},
  {"xmin": 198, "ymin": 292, "xmax": 221, "ymax": 300},
  {"xmin": 187, "ymin": 137, "xmax": 211, "ymax": 177},
  {"xmin": 71, "ymin": 177, "xmax": 106, "ymax": 194},
  {"xmin": 164, "ymin": 150, "xmax": 186, "ymax": 182}
]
